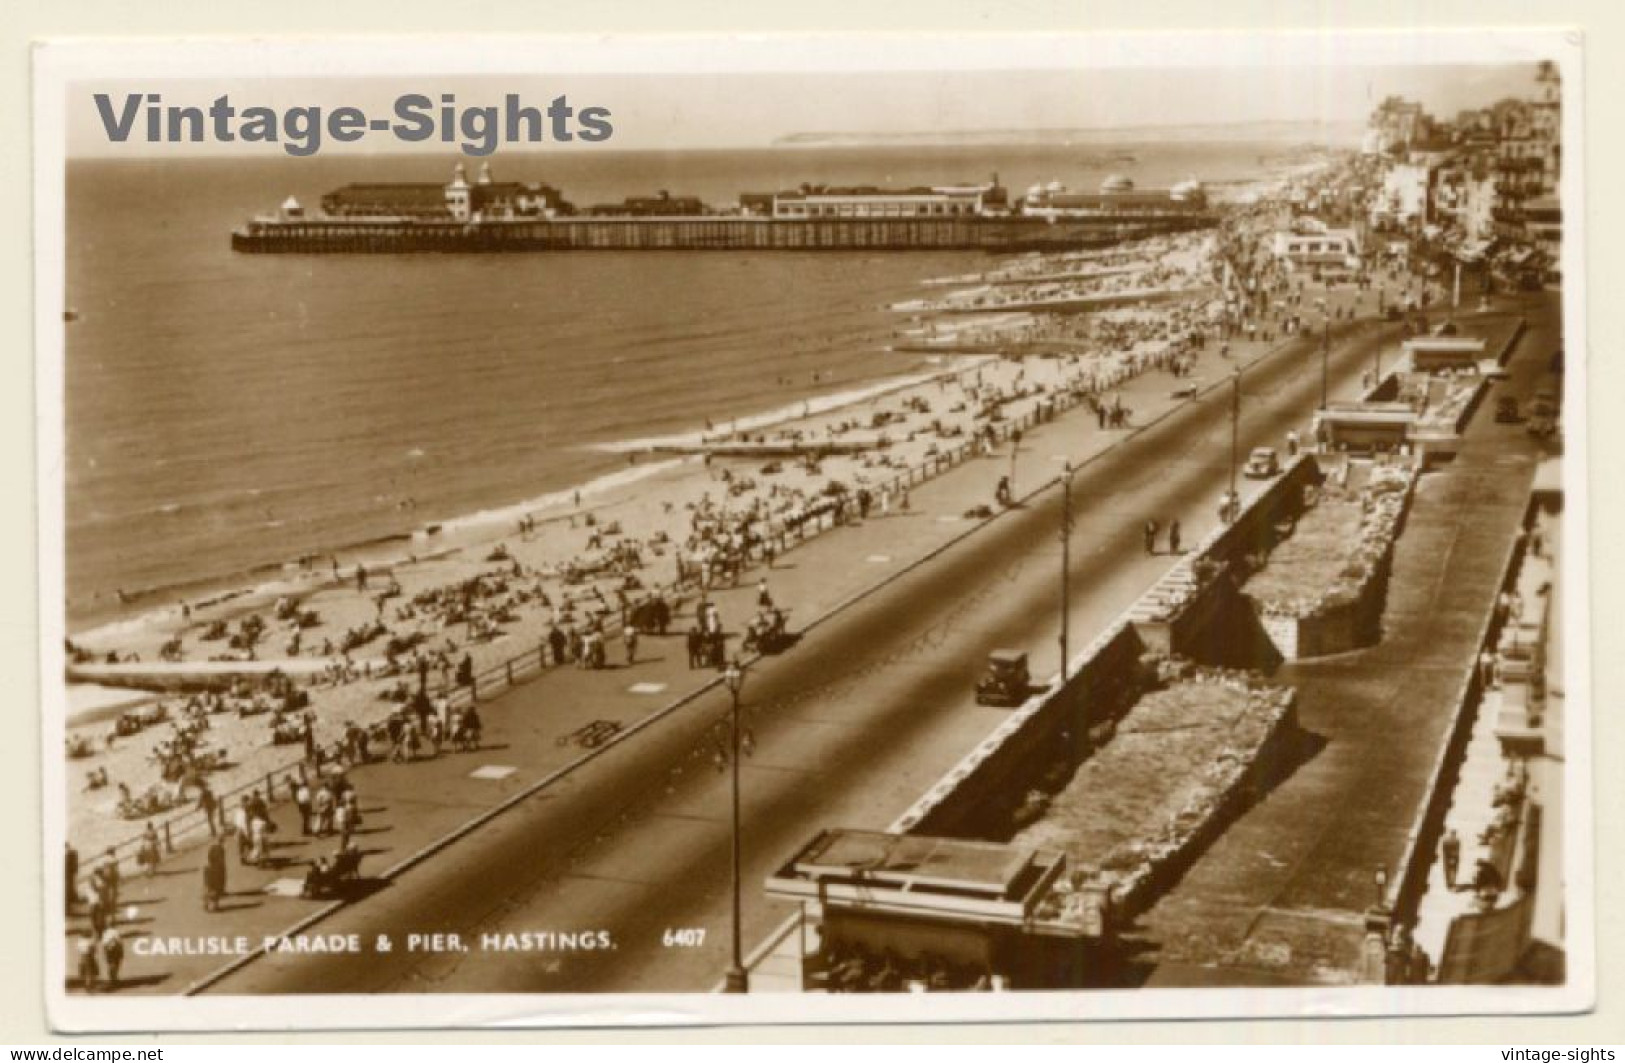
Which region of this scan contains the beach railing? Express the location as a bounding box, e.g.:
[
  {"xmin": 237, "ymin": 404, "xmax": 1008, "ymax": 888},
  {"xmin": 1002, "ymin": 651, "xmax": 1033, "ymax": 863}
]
[{"xmin": 73, "ymin": 370, "xmax": 1096, "ymax": 886}]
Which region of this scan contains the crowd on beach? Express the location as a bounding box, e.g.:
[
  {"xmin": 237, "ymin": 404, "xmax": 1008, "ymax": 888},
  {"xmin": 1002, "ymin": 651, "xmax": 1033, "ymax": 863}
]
[{"xmin": 899, "ymin": 235, "xmax": 1214, "ymax": 314}]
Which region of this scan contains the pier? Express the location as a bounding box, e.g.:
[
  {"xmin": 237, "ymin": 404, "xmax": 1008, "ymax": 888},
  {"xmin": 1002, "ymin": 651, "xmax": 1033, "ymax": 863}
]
[{"xmin": 231, "ymin": 213, "xmax": 1216, "ymax": 253}]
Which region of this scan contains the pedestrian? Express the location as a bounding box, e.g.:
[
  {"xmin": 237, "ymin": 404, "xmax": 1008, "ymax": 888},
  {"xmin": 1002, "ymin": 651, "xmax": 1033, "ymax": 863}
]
[
  {"xmin": 334, "ymin": 798, "xmax": 353, "ymax": 850},
  {"xmin": 1441, "ymin": 828, "xmax": 1461, "ymax": 890},
  {"xmin": 1168, "ymin": 520, "xmax": 1181, "ymax": 555},
  {"xmin": 100, "ymin": 924, "xmax": 124, "ymax": 990},
  {"xmin": 99, "ymin": 850, "xmax": 120, "ymax": 911},
  {"xmin": 1286, "ymin": 429, "xmax": 1300, "ymax": 457},
  {"xmin": 86, "ymin": 877, "xmax": 109, "ymax": 937},
  {"xmin": 312, "ymin": 785, "xmax": 334, "ymax": 836},
  {"xmin": 1479, "ymin": 650, "xmax": 1498, "ymax": 690},
  {"xmin": 76, "ymin": 933, "xmax": 100, "ymax": 993},
  {"xmin": 294, "ymin": 780, "xmax": 313, "ymax": 836},
  {"xmin": 137, "ymin": 822, "xmax": 161, "ymax": 876},
  {"xmin": 624, "ymin": 623, "xmax": 639, "ymax": 666},
  {"xmin": 1143, "ymin": 519, "xmax": 1159, "ymax": 556},
  {"xmin": 64, "ymin": 843, "xmax": 79, "ymax": 914},
  {"xmin": 247, "ymin": 813, "xmax": 269, "ymax": 867},
  {"xmin": 203, "ymin": 838, "xmax": 226, "ymax": 912},
  {"xmin": 686, "ymin": 625, "xmax": 703, "ymax": 670},
  {"xmin": 195, "ymin": 782, "xmax": 219, "ymax": 837}
]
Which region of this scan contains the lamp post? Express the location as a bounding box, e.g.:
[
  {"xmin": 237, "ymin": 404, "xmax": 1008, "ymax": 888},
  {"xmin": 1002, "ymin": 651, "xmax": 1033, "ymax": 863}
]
[
  {"xmin": 1229, "ymin": 369, "xmax": 1241, "ymax": 499},
  {"xmin": 723, "ymin": 659, "xmax": 749, "ymax": 993},
  {"xmin": 1320, "ymin": 316, "xmax": 1330, "ymax": 410},
  {"xmin": 1059, "ymin": 461, "xmax": 1074, "ymax": 685},
  {"xmin": 1009, "ymin": 428, "xmax": 1022, "ymax": 497}
]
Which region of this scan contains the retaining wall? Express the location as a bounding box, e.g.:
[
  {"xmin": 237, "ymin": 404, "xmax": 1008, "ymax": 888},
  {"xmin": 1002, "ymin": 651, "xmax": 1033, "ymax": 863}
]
[
  {"xmin": 1246, "ymin": 471, "xmax": 1416, "ymax": 661},
  {"xmin": 893, "ymin": 454, "xmax": 1321, "ymax": 843}
]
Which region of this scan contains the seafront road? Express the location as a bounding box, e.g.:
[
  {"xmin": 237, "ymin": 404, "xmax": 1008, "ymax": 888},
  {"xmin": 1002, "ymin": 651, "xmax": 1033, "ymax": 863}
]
[{"xmin": 73, "ymin": 280, "xmax": 1433, "ymax": 995}]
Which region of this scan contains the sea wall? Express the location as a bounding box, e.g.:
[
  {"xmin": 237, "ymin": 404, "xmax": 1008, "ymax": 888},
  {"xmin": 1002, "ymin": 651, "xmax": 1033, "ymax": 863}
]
[{"xmin": 892, "ymin": 456, "xmax": 1319, "ymax": 842}]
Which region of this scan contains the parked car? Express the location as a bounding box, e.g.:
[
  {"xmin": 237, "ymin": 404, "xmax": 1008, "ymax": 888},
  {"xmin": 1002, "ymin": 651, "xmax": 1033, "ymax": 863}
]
[
  {"xmin": 1495, "ymin": 396, "xmax": 1521, "ymax": 423},
  {"xmin": 975, "ymin": 650, "xmax": 1031, "ymax": 708},
  {"xmin": 1244, "ymin": 446, "xmax": 1281, "ymax": 479}
]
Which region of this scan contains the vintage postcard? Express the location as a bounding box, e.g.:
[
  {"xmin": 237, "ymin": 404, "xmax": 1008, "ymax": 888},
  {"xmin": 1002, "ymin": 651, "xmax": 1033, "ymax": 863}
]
[{"xmin": 35, "ymin": 29, "xmax": 1590, "ymax": 1030}]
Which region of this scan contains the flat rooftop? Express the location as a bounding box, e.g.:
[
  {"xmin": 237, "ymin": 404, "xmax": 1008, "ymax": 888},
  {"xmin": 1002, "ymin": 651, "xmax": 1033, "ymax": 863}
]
[{"xmin": 789, "ymin": 829, "xmax": 1043, "ymax": 898}]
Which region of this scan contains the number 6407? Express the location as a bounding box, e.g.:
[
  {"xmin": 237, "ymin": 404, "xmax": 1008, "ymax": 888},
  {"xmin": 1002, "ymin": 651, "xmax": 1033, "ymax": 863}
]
[{"xmin": 662, "ymin": 928, "xmax": 706, "ymax": 947}]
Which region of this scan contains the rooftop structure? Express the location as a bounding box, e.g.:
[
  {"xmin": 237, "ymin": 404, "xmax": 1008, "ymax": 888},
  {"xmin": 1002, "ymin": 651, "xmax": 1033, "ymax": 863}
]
[
  {"xmin": 1021, "ymin": 175, "xmax": 1207, "ymax": 218},
  {"xmin": 754, "ymin": 179, "xmax": 1008, "ymax": 219},
  {"xmin": 318, "ymin": 163, "xmax": 571, "ymax": 222}
]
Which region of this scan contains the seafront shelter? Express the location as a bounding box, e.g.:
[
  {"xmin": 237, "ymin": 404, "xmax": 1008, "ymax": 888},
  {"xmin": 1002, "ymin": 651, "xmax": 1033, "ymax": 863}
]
[
  {"xmin": 764, "ymin": 829, "xmax": 1108, "ymax": 990},
  {"xmin": 1403, "ymin": 335, "xmax": 1489, "ymax": 373},
  {"xmin": 1313, "ymin": 401, "xmax": 1417, "ymax": 452}
]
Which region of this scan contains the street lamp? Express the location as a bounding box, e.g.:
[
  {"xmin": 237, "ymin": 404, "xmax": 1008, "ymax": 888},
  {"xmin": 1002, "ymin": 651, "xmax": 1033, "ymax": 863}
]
[
  {"xmin": 1229, "ymin": 369, "xmax": 1241, "ymax": 499},
  {"xmin": 1059, "ymin": 461, "xmax": 1074, "ymax": 685},
  {"xmin": 722, "ymin": 659, "xmax": 749, "ymax": 993},
  {"xmin": 1320, "ymin": 316, "xmax": 1330, "ymax": 410},
  {"xmin": 1009, "ymin": 428, "xmax": 1023, "ymax": 497}
]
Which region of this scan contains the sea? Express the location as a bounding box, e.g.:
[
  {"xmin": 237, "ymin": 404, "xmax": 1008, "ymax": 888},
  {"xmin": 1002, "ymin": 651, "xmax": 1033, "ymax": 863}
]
[{"xmin": 64, "ymin": 138, "xmax": 1324, "ymax": 629}]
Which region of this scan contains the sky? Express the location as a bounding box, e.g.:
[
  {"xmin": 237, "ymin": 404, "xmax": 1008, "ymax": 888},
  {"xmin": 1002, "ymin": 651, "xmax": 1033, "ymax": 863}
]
[{"xmin": 63, "ymin": 62, "xmax": 1545, "ymax": 157}]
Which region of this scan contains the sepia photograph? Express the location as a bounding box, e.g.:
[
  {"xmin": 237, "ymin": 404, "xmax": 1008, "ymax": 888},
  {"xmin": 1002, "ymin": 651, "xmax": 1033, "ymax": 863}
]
[{"xmin": 34, "ymin": 30, "xmax": 1588, "ymax": 1030}]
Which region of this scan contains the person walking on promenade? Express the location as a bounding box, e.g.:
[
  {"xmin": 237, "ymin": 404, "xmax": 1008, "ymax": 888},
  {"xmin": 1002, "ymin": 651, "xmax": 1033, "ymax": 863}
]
[
  {"xmin": 100, "ymin": 924, "xmax": 124, "ymax": 990},
  {"xmin": 1287, "ymin": 429, "xmax": 1300, "ymax": 457},
  {"xmin": 247, "ymin": 811, "xmax": 270, "ymax": 867},
  {"xmin": 1479, "ymin": 650, "xmax": 1498, "ymax": 690},
  {"xmin": 65, "ymin": 843, "xmax": 79, "ymax": 915},
  {"xmin": 195, "ymin": 781, "xmax": 219, "ymax": 837},
  {"xmin": 623, "ymin": 623, "xmax": 639, "ymax": 666},
  {"xmin": 686, "ymin": 625, "xmax": 703, "ymax": 669},
  {"xmin": 334, "ymin": 795, "xmax": 354, "ymax": 851},
  {"xmin": 76, "ymin": 933, "xmax": 100, "ymax": 993},
  {"xmin": 312, "ymin": 784, "xmax": 334, "ymax": 836},
  {"xmin": 1143, "ymin": 519, "xmax": 1159, "ymax": 556},
  {"xmin": 1441, "ymin": 828, "xmax": 1461, "ymax": 890},
  {"xmin": 98, "ymin": 850, "xmax": 120, "ymax": 913},
  {"xmin": 231, "ymin": 798, "xmax": 251, "ymax": 862},
  {"xmin": 1168, "ymin": 520, "xmax": 1182, "ymax": 555},
  {"xmin": 294, "ymin": 779, "xmax": 313, "ymax": 836},
  {"xmin": 548, "ymin": 624, "xmax": 568, "ymax": 667},
  {"xmin": 203, "ymin": 838, "xmax": 227, "ymax": 912},
  {"xmin": 137, "ymin": 822, "xmax": 161, "ymax": 876}
]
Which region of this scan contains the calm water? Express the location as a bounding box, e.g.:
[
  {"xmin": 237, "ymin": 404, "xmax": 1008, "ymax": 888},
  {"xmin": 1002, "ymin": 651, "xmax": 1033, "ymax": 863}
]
[{"xmin": 64, "ymin": 141, "xmax": 1299, "ymax": 624}]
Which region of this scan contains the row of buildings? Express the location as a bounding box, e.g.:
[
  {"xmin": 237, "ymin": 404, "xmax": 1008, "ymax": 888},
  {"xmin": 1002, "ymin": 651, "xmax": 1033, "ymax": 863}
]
[{"xmin": 1361, "ymin": 62, "xmax": 1562, "ymax": 282}]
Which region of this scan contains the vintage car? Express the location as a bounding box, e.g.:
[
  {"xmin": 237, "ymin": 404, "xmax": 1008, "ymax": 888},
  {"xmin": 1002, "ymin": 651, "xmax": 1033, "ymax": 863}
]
[
  {"xmin": 1495, "ymin": 396, "xmax": 1521, "ymax": 423},
  {"xmin": 974, "ymin": 649, "xmax": 1031, "ymax": 708},
  {"xmin": 1244, "ymin": 446, "xmax": 1281, "ymax": 479}
]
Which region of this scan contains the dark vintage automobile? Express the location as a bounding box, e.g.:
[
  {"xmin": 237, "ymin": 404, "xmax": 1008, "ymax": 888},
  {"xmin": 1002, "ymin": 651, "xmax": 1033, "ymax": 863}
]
[
  {"xmin": 1495, "ymin": 396, "xmax": 1521, "ymax": 423},
  {"xmin": 975, "ymin": 649, "xmax": 1032, "ymax": 708}
]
